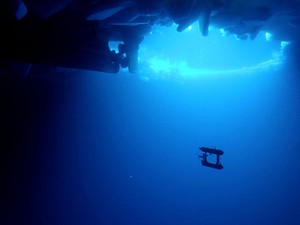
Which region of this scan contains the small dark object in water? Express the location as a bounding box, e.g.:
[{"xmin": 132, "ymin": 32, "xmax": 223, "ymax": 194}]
[{"xmin": 198, "ymin": 147, "xmax": 224, "ymax": 170}]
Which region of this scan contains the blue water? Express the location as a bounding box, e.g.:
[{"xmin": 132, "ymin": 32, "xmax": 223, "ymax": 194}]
[{"xmin": 2, "ymin": 26, "xmax": 300, "ymax": 225}]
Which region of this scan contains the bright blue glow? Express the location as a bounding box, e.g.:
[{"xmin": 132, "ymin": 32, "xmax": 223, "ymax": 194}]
[
  {"xmin": 109, "ymin": 41, "xmax": 123, "ymax": 53},
  {"xmin": 139, "ymin": 25, "xmax": 284, "ymax": 80},
  {"xmin": 147, "ymin": 57, "xmax": 282, "ymax": 79},
  {"xmin": 219, "ymin": 28, "xmax": 227, "ymax": 37},
  {"xmin": 265, "ymin": 32, "xmax": 272, "ymax": 41},
  {"xmin": 281, "ymin": 41, "xmax": 290, "ymax": 49},
  {"xmin": 187, "ymin": 25, "xmax": 193, "ymax": 31}
]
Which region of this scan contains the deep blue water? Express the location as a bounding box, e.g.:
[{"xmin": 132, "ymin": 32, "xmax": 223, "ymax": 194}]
[{"xmin": 1, "ymin": 26, "xmax": 300, "ymax": 225}]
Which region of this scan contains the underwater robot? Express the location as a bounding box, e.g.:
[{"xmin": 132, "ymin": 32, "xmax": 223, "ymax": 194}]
[{"xmin": 198, "ymin": 147, "xmax": 224, "ymax": 170}]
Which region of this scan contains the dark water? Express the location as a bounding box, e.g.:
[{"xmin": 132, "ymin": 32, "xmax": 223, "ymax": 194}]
[{"xmin": 1, "ymin": 28, "xmax": 300, "ymax": 225}]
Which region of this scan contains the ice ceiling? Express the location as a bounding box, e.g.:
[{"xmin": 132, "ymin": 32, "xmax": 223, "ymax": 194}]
[{"xmin": 136, "ymin": 24, "xmax": 288, "ymax": 79}]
